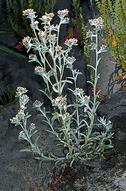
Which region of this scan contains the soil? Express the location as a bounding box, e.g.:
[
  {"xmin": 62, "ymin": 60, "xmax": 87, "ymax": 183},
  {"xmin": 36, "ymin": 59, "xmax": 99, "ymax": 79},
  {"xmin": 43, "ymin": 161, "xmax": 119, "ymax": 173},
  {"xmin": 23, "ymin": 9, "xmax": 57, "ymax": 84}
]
[
  {"xmin": 48, "ymin": 151, "xmax": 126, "ymax": 191},
  {"xmin": 0, "ymin": 1, "xmax": 126, "ymax": 191}
]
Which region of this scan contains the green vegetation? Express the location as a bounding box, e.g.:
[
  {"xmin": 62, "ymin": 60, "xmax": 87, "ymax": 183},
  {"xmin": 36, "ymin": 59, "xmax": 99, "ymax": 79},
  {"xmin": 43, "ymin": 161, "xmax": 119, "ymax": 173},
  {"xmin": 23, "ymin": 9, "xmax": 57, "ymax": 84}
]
[
  {"xmin": 6, "ymin": 0, "xmax": 56, "ymax": 36},
  {"xmin": 96, "ymin": 0, "xmax": 126, "ymax": 70}
]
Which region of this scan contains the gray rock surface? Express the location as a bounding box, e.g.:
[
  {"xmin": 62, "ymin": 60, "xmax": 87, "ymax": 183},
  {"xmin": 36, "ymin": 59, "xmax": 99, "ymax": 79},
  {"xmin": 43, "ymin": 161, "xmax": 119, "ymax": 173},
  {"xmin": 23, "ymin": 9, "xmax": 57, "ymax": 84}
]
[
  {"xmin": 98, "ymin": 91, "xmax": 126, "ymax": 119},
  {"xmin": 98, "ymin": 91, "xmax": 126, "ymax": 152},
  {"xmin": 0, "ymin": 0, "xmax": 5, "ymax": 23},
  {"xmin": 0, "ymin": 52, "xmax": 43, "ymax": 99},
  {"xmin": 98, "ymin": 52, "xmax": 117, "ymax": 93},
  {"xmin": 0, "ymin": 103, "xmax": 57, "ymax": 191}
]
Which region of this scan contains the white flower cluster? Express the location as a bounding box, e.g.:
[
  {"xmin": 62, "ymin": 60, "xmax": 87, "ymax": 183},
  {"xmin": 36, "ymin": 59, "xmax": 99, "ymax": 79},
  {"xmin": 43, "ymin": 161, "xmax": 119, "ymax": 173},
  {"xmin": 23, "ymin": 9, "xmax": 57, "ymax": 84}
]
[
  {"xmin": 10, "ymin": 87, "xmax": 29, "ymax": 125},
  {"xmin": 65, "ymin": 38, "xmax": 78, "ymax": 47},
  {"xmin": 16, "ymin": 86, "xmax": 28, "ymax": 96},
  {"xmin": 34, "ymin": 66, "xmax": 45, "ymax": 75},
  {"xmin": 40, "ymin": 12, "xmax": 54, "ymax": 24},
  {"xmin": 58, "ymin": 9, "xmax": 69, "ymax": 18},
  {"xmin": 52, "ymin": 96, "xmax": 67, "ymax": 110},
  {"xmin": 73, "ymin": 88, "xmax": 84, "ymax": 97},
  {"xmin": 89, "ymin": 17, "xmax": 104, "ymax": 30},
  {"xmin": 73, "ymin": 88, "xmax": 90, "ymax": 106},
  {"xmin": 58, "ymin": 9, "xmax": 69, "ymax": 24},
  {"xmin": 22, "ymin": 9, "xmax": 37, "ymax": 19}
]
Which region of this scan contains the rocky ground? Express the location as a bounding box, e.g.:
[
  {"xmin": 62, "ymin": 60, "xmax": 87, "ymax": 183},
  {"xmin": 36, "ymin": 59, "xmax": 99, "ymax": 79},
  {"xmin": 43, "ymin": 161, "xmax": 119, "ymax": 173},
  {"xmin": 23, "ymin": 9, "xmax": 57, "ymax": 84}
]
[{"xmin": 0, "ymin": 0, "xmax": 126, "ymax": 191}]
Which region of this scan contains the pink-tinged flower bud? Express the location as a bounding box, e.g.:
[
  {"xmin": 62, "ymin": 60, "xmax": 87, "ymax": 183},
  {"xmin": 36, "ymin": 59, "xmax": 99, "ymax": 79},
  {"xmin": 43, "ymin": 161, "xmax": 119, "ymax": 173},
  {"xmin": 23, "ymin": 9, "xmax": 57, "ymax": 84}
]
[
  {"xmin": 58, "ymin": 9, "xmax": 69, "ymax": 18},
  {"xmin": 65, "ymin": 38, "xmax": 78, "ymax": 47},
  {"xmin": 22, "ymin": 9, "xmax": 36, "ymax": 20},
  {"xmin": 40, "ymin": 12, "xmax": 54, "ymax": 23},
  {"xmin": 22, "ymin": 36, "xmax": 32, "ymax": 48}
]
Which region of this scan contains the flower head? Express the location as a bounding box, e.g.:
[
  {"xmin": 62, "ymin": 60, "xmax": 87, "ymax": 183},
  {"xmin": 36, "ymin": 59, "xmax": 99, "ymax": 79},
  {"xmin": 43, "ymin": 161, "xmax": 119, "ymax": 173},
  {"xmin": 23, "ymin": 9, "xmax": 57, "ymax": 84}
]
[
  {"xmin": 73, "ymin": 88, "xmax": 90, "ymax": 106},
  {"xmin": 48, "ymin": 34, "xmax": 57, "ymax": 43},
  {"xmin": 89, "ymin": 17, "xmax": 104, "ymax": 29},
  {"xmin": 16, "ymin": 87, "xmax": 28, "ymax": 96},
  {"xmin": 33, "ymin": 100, "xmax": 42, "ymax": 108},
  {"xmin": 80, "ymin": 95, "xmax": 90, "ymax": 106},
  {"xmin": 62, "ymin": 112, "xmax": 71, "ymax": 122},
  {"xmin": 52, "ymin": 96, "xmax": 67, "ymax": 110},
  {"xmin": 35, "ymin": 66, "xmax": 45, "ymax": 75},
  {"xmin": 58, "ymin": 9, "xmax": 69, "ymax": 18},
  {"xmin": 98, "ymin": 117, "xmax": 112, "ymax": 129},
  {"xmin": 22, "ymin": 9, "xmax": 36, "ymax": 20},
  {"xmin": 20, "ymin": 94, "xmax": 29, "ymax": 105},
  {"xmin": 55, "ymin": 45, "xmax": 62, "ymax": 52},
  {"xmin": 38, "ymin": 31, "xmax": 46, "ymax": 39},
  {"xmin": 66, "ymin": 56, "xmax": 76, "ymax": 69},
  {"xmin": 40, "ymin": 12, "xmax": 54, "ymax": 23},
  {"xmin": 10, "ymin": 109, "xmax": 25, "ymax": 125},
  {"xmin": 22, "ymin": 36, "xmax": 30, "ymax": 46},
  {"xmin": 57, "ymin": 9, "xmax": 69, "ymax": 24},
  {"xmin": 17, "ymin": 110, "xmax": 25, "ymax": 119},
  {"xmin": 98, "ymin": 45, "xmax": 107, "ymax": 53},
  {"xmin": 30, "ymin": 123, "xmax": 36, "ymax": 130},
  {"xmin": 22, "ymin": 36, "xmax": 32, "ymax": 50},
  {"xmin": 73, "ymin": 88, "xmax": 84, "ymax": 97},
  {"xmin": 65, "ymin": 38, "xmax": 78, "ymax": 47}
]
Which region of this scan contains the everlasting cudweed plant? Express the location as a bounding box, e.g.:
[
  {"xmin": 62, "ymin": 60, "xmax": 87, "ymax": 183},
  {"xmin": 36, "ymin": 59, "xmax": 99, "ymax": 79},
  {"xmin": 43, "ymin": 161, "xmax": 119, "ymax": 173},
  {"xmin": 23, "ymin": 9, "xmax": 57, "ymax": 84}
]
[{"xmin": 11, "ymin": 9, "xmax": 113, "ymax": 166}]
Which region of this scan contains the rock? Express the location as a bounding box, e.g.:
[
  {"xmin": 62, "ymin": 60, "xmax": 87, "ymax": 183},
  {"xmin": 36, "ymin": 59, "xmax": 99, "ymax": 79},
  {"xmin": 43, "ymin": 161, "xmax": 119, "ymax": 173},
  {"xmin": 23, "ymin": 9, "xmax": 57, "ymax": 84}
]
[
  {"xmin": 98, "ymin": 91, "xmax": 126, "ymax": 152},
  {"xmin": 0, "ymin": 0, "xmax": 5, "ymax": 23},
  {"xmin": 114, "ymin": 170, "xmax": 126, "ymax": 191},
  {"xmin": 0, "ymin": 104, "xmax": 17, "ymax": 139},
  {"xmin": 0, "ymin": 52, "xmax": 43, "ymax": 100},
  {"xmin": 98, "ymin": 91, "xmax": 126, "ymax": 119},
  {"xmin": 0, "ymin": 101, "xmax": 57, "ymax": 191}
]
